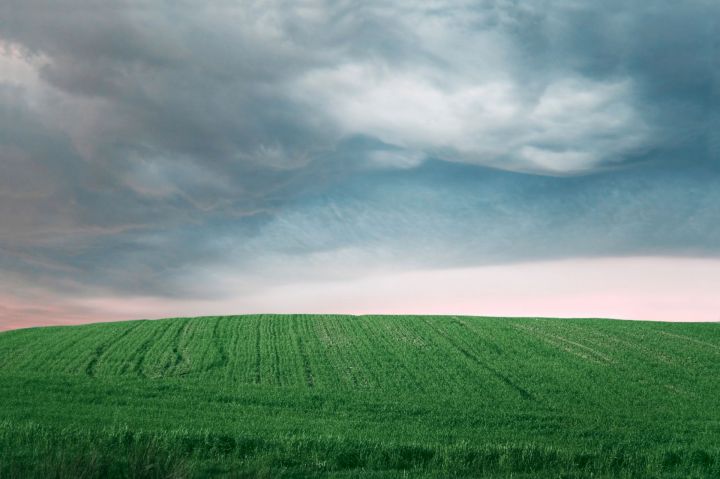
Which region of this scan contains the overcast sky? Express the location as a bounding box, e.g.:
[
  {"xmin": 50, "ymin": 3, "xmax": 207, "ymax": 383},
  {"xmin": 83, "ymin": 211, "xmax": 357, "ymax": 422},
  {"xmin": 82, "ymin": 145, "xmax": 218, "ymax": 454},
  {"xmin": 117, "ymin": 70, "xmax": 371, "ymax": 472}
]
[{"xmin": 1, "ymin": 1, "xmax": 719, "ymax": 328}]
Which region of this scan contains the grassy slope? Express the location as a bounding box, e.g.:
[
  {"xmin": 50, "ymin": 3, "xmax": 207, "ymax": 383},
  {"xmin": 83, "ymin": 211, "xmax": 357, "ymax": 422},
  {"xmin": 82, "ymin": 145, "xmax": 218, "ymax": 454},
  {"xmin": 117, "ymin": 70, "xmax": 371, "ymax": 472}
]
[{"xmin": 0, "ymin": 315, "xmax": 719, "ymax": 478}]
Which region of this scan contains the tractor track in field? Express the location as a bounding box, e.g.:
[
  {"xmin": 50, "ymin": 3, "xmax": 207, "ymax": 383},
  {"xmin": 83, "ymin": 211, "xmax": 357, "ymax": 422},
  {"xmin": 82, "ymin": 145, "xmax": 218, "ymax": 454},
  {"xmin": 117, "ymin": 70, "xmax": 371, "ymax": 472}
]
[
  {"xmin": 208, "ymin": 318, "xmax": 229, "ymax": 372},
  {"xmin": 422, "ymin": 318, "xmax": 535, "ymax": 401},
  {"xmin": 84, "ymin": 322, "xmax": 144, "ymax": 377},
  {"xmin": 296, "ymin": 334, "xmax": 315, "ymax": 388},
  {"xmin": 253, "ymin": 319, "xmax": 262, "ymax": 384},
  {"xmin": 659, "ymin": 331, "xmax": 720, "ymax": 353}
]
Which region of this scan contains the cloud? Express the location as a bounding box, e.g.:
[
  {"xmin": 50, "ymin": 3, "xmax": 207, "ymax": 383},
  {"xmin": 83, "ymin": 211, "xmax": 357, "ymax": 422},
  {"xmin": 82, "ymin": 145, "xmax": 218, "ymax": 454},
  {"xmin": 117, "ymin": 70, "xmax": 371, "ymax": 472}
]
[
  {"xmin": 297, "ymin": 66, "xmax": 648, "ymax": 173},
  {"xmin": 2, "ymin": 0, "xmax": 700, "ymax": 183},
  {"xmin": 0, "ymin": 0, "xmax": 718, "ymax": 319}
]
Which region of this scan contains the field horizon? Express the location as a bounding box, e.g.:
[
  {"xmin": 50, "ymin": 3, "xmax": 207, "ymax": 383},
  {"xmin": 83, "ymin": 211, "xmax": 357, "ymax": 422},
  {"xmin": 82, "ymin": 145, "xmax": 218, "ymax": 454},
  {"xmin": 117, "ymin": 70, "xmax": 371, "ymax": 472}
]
[
  {"xmin": 5, "ymin": 311, "xmax": 715, "ymax": 334},
  {"xmin": 1, "ymin": 314, "xmax": 719, "ymax": 477}
]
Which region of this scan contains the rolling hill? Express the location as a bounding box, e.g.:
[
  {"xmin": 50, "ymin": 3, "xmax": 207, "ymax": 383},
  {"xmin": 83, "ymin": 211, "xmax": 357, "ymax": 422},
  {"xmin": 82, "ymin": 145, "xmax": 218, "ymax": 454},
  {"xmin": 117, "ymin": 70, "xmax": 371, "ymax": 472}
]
[{"xmin": 1, "ymin": 315, "xmax": 719, "ymax": 477}]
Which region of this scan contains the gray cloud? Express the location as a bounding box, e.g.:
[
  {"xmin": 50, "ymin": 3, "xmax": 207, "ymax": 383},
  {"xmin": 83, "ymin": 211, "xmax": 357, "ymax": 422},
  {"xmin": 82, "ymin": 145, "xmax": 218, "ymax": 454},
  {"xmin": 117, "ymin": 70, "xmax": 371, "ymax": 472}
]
[{"xmin": 0, "ymin": 0, "xmax": 718, "ymax": 303}]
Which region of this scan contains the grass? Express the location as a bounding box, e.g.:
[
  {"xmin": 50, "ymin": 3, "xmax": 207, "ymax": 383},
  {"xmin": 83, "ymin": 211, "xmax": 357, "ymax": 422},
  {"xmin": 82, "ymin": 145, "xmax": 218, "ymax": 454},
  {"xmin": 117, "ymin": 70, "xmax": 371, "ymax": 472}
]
[{"xmin": 0, "ymin": 314, "xmax": 719, "ymax": 477}]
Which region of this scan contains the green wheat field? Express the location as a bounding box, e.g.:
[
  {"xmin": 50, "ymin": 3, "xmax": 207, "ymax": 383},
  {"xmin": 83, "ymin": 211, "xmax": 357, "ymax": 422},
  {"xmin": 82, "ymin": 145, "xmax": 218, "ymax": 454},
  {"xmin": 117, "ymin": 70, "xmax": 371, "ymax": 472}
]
[{"xmin": 1, "ymin": 315, "xmax": 719, "ymax": 478}]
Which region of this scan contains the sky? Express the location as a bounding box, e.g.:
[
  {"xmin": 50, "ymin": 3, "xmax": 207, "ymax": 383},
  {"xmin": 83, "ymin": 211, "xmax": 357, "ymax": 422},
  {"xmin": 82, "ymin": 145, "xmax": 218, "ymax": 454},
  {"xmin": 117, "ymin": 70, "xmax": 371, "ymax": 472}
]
[{"xmin": 1, "ymin": 1, "xmax": 719, "ymax": 329}]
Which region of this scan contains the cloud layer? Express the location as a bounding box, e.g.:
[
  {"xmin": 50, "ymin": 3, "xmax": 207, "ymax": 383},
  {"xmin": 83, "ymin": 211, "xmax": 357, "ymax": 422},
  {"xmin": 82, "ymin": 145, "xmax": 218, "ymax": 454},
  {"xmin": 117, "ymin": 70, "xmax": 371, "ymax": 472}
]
[{"xmin": 0, "ymin": 0, "xmax": 718, "ymax": 325}]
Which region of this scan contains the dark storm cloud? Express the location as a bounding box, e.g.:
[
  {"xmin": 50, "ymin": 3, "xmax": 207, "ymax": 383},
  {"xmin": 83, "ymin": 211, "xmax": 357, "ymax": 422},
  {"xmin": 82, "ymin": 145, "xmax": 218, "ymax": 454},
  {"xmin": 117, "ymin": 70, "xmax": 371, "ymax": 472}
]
[
  {"xmin": 0, "ymin": 0, "xmax": 718, "ymax": 300},
  {"xmin": 514, "ymin": 1, "xmax": 719, "ymax": 166}
]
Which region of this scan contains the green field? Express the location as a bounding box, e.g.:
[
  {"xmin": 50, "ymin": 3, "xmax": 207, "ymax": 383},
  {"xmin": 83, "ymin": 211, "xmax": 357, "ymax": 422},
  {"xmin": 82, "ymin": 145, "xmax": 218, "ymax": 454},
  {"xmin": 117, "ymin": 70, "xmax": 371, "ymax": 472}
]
[{"xmin": 0, "ymin": 315, "xmax": 719, "ymax": 478}]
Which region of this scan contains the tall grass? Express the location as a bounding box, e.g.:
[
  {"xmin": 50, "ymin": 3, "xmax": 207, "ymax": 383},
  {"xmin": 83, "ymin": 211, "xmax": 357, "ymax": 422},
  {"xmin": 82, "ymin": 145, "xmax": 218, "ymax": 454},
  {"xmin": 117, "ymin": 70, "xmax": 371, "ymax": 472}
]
[{"xmin": 1, "ymin": 422, "xmax": 718, "ymax": 478}]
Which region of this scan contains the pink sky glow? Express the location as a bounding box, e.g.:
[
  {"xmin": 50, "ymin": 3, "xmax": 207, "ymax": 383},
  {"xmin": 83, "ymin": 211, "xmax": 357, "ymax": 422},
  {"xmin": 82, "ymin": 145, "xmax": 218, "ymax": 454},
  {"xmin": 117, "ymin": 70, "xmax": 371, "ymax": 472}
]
[{"xmin": 1, "ymin": 256, "xmax": 719, "ymax": 331}]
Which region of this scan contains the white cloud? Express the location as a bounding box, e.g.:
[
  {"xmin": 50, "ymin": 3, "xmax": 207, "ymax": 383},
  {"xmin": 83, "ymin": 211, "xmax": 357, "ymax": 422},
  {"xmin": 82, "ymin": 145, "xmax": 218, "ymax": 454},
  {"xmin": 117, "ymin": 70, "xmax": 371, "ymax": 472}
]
[
  {"xmin": 0, "ymin": 41, "xmax": 46, "ymax": 98},
  {"xmin": 519, "ymin": 147, "xmax": 596, "ymax": 172},
  {"xmin": 295, "ymin": 61, "xmax": 649, "ymax": 173},
  {"xmin": 367, "ymin": 149, "xmax": 426, "ymax": 169}
]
